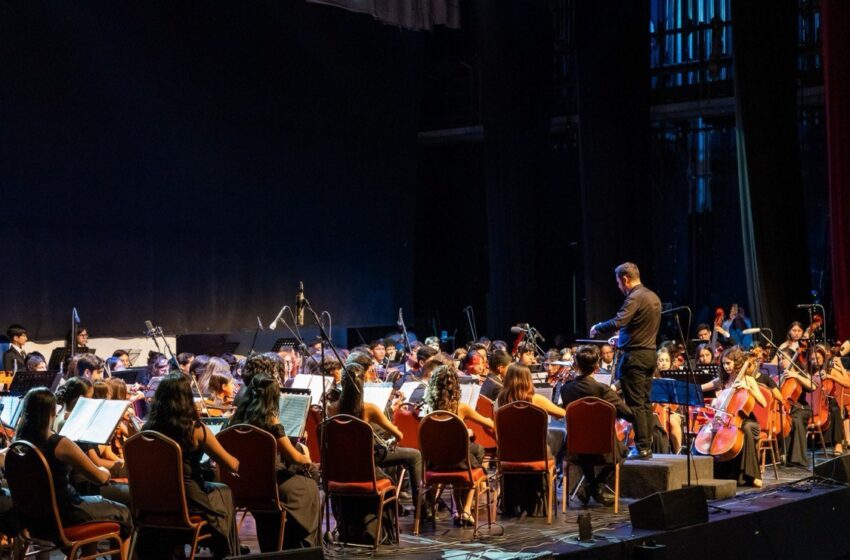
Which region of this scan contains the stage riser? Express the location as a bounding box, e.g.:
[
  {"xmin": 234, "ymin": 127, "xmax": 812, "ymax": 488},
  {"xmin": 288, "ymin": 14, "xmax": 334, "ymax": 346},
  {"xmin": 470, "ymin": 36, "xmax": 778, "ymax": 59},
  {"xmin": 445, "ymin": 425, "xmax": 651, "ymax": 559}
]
[{"xmin": 619, "ymin": 454, "xmax": 713, "ymax": 498}]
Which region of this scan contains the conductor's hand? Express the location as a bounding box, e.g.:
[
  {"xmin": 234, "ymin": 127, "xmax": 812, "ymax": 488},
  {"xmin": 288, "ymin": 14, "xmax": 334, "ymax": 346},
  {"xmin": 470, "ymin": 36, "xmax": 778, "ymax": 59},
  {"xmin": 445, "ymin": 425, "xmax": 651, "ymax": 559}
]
[{"xmin": 589, "ymin": 324, "xmax": 598, "ymax": 338}]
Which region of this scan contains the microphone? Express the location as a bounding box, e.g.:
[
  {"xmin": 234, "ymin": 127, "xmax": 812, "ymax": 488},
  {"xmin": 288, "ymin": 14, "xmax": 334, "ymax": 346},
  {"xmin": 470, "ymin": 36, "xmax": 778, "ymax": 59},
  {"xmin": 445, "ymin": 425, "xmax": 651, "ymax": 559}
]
[
  {"xmin": 144, "ymin": 320, "xmax": 156, "ymax": 337},
  {"xmin": 72, "ymin": 307, "xmax": 80, "ymax": 324},
  {"xmin": 397, "ymin": 308, "xmax": 404, "ymax": 328},
  {"xmin": 296, "ymin": 281, "xmax": 306, "ymax": 327},
  {"xmin": 256, "ymin": 316, "xmax": 264, "ymax": 331},
  {"xmin": 796, "ymin": 303, "xmax": 817, "ymax": 308},
  {"xmin": 742, "ymin": 328, "xmax": 762, "ymax": 335},
  {"xmin": 510, "ymin": 325, "xmax": 531, "ymax": 334},
  {"xmin": 269, "ymin": 306, "xmax": 286, "ymax": 330},
  {"xmin": 661, "ymin": 306, "xmax": 689, "ymax": 315}
]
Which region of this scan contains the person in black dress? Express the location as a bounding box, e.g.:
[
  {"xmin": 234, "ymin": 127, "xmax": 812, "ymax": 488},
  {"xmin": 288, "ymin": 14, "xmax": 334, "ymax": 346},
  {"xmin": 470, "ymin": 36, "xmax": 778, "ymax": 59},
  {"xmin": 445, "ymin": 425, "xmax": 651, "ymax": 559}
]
[
  {"xmin": 589, "ymin": 262, "xmax": 661, "ymax": 459},
  {"xmin": 228, "ymin": 373, "xmax": 321, "ymax": 550},
  {"xmin": 143, "ymin": 373, "xmax": 240, "ymax": 558}
]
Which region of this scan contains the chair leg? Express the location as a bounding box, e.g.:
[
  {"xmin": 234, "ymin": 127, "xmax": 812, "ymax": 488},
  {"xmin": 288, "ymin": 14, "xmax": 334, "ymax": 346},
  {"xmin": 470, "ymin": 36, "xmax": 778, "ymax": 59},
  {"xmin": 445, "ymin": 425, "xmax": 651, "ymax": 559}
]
[
  {"xmin": 277, "ymin": 510, "xmax": 287, "ymax": 551},
  {"xmin": 374, "ymin": 496, "xmax": 386, "ymax": 550},
  {"xmin": 561, "ymin": 461, "xmax": 568, "ymax": 513},
  {"xmin": 127, "ymin": 529, "xmax": 138, "ymax": 560},
  {"xmin": 414, "ymin": 480, "xmax": 423, "ymax": 536},
  {"xmin": 613, "ymin": 463, "xmax": 620, "ymax": 514},
  {"xmin": 485, "ymin": 479, "xmax": 494, "ymax": 529},
  {"xmin": 546, "ymin": 470, "xmax": 554, "ymax": 524},
  {"xmin": 188, "ymin": 524, "xmax": 204, "ymax": 560},
  {"xmin": 771, "ymin": 439, "xmax": 780, "ymax": 480},
  {"xmin": 471, "ymin": 486, "xmax": 479, "ymax": 539}
]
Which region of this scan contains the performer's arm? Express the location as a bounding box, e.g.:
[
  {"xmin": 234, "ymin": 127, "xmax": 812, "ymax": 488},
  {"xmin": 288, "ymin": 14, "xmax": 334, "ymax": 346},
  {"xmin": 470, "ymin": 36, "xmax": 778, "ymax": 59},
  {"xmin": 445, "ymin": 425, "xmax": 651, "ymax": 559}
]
[{"xmin": 592, "ymin": 294, "xmax": 638, "ymax": 336}]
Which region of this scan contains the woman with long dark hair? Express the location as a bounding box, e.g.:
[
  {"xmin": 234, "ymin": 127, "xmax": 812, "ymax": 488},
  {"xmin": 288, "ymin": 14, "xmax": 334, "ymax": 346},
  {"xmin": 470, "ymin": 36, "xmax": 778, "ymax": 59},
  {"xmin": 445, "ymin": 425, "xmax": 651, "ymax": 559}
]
[
  {"xmin": 15, "ymin": 387, "xmax": 131, "ymax": 557},
  {"xmin": 228, "ymin": 374, "xmax": 320, "ymax": 550},
  {"xmin": 53, "ymin": 376, "xmax": 93, "ymax": 432},
  {"xmin": 144, "ymin": 373, "xmax": 240, "ymax": 558}
]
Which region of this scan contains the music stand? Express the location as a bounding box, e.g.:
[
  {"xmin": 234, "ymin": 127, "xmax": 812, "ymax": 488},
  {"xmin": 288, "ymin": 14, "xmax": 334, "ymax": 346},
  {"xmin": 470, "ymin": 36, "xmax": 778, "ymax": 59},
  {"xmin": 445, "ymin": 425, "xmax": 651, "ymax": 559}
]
[
  {"xmin": 650, "ymin": 378, "xmax": 703, "ymax": 409},
  {"xmin": 8, "ymin": 371, "xmax": 63, "ymax": 396},
  {"xmin": 272, "ymin": 338, "xmax": 298, "ymax": 352},
  {"xmin": 110, "ymin": 367, "xmax": 146, "ymax": 385}
]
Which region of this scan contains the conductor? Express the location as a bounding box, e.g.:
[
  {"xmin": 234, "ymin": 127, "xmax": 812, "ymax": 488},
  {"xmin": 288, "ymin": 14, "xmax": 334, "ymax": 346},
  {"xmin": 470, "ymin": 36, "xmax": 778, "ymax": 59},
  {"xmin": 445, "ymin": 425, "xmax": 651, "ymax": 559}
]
[{"xmin": 589, "ymin": 262, "xmax": 661, "ymax": 459}]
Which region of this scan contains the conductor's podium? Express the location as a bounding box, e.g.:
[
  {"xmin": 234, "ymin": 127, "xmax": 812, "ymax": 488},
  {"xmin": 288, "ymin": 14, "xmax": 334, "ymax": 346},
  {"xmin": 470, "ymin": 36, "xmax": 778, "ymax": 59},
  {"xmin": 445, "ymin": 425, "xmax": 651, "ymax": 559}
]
[{"xmin": 619, "ymin": 454, "xmax": 737, "ymax": 500}]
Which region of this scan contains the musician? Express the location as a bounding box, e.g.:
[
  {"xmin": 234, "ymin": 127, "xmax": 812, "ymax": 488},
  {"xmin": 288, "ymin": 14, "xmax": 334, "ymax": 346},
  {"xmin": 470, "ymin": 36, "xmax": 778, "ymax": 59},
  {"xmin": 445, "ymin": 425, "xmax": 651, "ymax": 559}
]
[
  {"xmin": 197, "ymin": 356, "xmax": 231, "ymax": 396},
  {"xmin": 777, "ymin": 347, "xmax": 815, "ymax": 467},
  {"xmin": 775, "ymin": 322, "xmax": 805, "ymax": 360},
  {"xmin": 560, "ymin": 345, "xmax": 634, "ymax": 505},
  {"xmin": 394, "ymin": 345, "xmax": 437, "ymax": 389},
  {"xmin": 176, "ymin": 352, "xmax": 195, "ymax": 375},
  {"xmin": 328, "ymin": 363, "xmax": 426, "ymax": 520},
  {"xmin": 696, "ymin": 343, "xmax": 714, "ymax": 365},
  {"xmin": 590, "ymin": 262, "xmax": 661, "ymax": 459},
  {"xmin": 384, "ymin": 339, "xmax": 400, "ymax": 364},
  {"xmin": 140, "ymin": 352, "xmax": 170, "ymax": 387},
  {"xmin": 112, "ymin": 349, "xmax": 131, "ymax": 369},
  {"xmin": 696, "ymin": 324, "xmax": 712, "ymax": 342},
  {"xmin": 207, "ymin": 370, "xmax": 237, "ymax": 409},
  {"xmin": 143, "ymin": 374, "xmax": 240, "ymax": 558},
  {"xmin": 814, "ymin": 344, "xmax": 850, "ymax": 455},
  {"xmin": 67, "ymin": 326, "xmax": 93, "ymax": 354},
  {"xmin": 480, "ymin": 349, "xmax": 511, "ymax": 401},
  {"xmin": 462, "ymin": 351, "xmax": 488, "ymax": 382},
  {"xmin": 25, "ymin": 352, "xmax": 48, "ymax": 371},
  {"xmin": 516, "ymin": 343, "xmax": 538, "ymax": 366},
  {"xmin": 654, "ymin": 349, "xmax": 683, "ymax": 454},
  {"xmin": 15, "ymin": 387, "xmax": 132, "ymax": 556},
  {"xmin": 424, "ymin": 336, "xmax": 441, "ymax": 351},
  {"xmin": 707, "ymin": 348, "xmax": 765, "ymax": 487},
  {"xmin": 3, "ymin": 324, "xmax": 27, "ymax": 372},
  {"xmin": 424, "ymin": 365, "xmax": 493, "ymax": 527},
  {"xmin": 76, "ymin": 353, "xmax": 105, "ymax": 381},
  {"xmin": 54, "ymin": 377, "xmax": 93, "ymax": 432},
  {"xmin": 228, "ymin": 374, "xmax": 320, "ymax": 550},
  {"xmin": 600, "ymin": 344, "xmax": 615, "ymax": 372},
  {"xmin": 499, "ymin": 363, "xmax": 566, "ymax": 454},
  {"xmin": 105, "ymin": 356, "xmax": 125, "ymax": 372}
]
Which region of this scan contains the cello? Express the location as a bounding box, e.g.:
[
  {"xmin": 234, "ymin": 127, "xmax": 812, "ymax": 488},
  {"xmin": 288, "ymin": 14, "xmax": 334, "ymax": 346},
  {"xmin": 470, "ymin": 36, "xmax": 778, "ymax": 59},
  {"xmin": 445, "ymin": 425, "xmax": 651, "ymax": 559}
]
[{"xmin": 694, "ymin": 354, "xmax": 759, "ymax": 461}]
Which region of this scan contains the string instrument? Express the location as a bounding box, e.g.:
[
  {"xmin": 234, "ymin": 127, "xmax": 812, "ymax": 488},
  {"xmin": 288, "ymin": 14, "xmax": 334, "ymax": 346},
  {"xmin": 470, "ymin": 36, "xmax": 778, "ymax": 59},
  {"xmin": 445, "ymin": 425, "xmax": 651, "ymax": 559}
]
[
  {"xmin": 694, "ymin": 355, "xmax": 758, "ymax": 461},
  {"xmin": 709, "ymin": 307, "xmax": 724, "ymax": 357}
]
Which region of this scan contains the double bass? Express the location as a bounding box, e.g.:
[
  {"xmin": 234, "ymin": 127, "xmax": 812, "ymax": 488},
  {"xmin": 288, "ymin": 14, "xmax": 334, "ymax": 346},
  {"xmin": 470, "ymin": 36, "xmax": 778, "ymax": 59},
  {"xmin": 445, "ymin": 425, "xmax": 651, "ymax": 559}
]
[{"xmin": 694, "ymin": 355, "xmax": 759, "ymax": 461}]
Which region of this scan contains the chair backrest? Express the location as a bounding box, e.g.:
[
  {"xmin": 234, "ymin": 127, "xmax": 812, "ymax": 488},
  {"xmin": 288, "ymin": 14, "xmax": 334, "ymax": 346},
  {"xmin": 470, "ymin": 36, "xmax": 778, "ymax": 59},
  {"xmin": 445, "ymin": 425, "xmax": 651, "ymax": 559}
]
[
  {"xmin": 320, "ymin": 414, "xmax": 379, "ymax": 491},
  {"xmin": 124, "ymin": 430, "xmax": 195, "ymax": 528},
  {"xmin": 469, "ymin": 396, "xmax": 497, "ymax": 450},
  {"xmin": 304, "ymin": 405, "xmax": 323, "ymax": 464},
  {"xmin": 217, "ymin": 424, "xmax": 281, "ymax": 511},
  {"xmin": 495, "ymin": 400, "xmax": 549, "ymax": 464},
  {"xmin": 419, "ymin": 411, "xmax": 470, "ymax": 471},
  {"xmin": 565, "ymin": 397, "xmax": 616, "ymax": 456},
  {"xmin": 5, "ymin": 441, "xmax": 66, "ymax": 543},
  {"xmin": 752, "ymin": 383, "xmax": 774, "ymax": 434},
  {"xmin": 393, "ymin": 403, "xmax": 421, "ymax": 450}
]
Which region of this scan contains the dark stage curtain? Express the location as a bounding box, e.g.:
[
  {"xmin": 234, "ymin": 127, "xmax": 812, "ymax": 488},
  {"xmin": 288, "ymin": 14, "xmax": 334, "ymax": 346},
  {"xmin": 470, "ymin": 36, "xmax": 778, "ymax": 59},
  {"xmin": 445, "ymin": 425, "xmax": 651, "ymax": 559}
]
[
  {"xmin": 574, "ymin": 1, "xmax": 651, "ymax": 326},
  {"xmin": 307, "ymin": 0, "xmax": 460, "ymax": 30},
  {"xmin": 731, "ymin": 0, "xmax": 810, "ymax": 333},
  {"xmin": 475, "ymin": 1, "xmax": 553, "ymax": 337},
  {"xmin": 822, "ymin": 0, "xmax": 850, "ymax": 341}
]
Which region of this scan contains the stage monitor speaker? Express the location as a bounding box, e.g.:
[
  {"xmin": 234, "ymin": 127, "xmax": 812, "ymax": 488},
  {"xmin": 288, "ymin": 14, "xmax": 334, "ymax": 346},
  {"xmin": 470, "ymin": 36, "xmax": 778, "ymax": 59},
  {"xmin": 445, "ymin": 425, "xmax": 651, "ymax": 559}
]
[
  {"xmin": 629, "ymin": 486, "xmax": 708, "ymax": 530},
  {"xmin": 224, "ymin": 547, "xmax": 324, "ymax": 560},
  {"xmin": 814, "ymin": 455, "xmax": 850, "ymax": 483}
]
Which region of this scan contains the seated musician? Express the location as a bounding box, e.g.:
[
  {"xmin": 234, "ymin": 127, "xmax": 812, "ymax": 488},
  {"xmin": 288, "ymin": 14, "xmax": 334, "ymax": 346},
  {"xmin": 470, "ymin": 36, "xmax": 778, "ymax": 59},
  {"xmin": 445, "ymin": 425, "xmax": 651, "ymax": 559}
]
[
  {"xmin": 234, "ymin": 353, "xmax": 278, "ymax": 406},
  {"xmin": 25, "ymin": 351, "xmax": 48, "ymax": 371},
  {"xmin": 112, "ymin": 349, "xmax": 131, "ymax": 369},
  {"xmin": 696, "ymin": 323, "xmax": 712, "ymax": 342},
  {"xmin": 654, "ymin": 348, "xmax": 684, "ymax": 453},
  {"xmin": 560, "ymin": 345, "xmax": 634, "ymax": 506},
  {"xmin": 696, "ymin": 343, "xmax": 715, "ymax": 365},
  {"xmin": 207, "ymin": 369, "xmax": 237, "ymax": 411},
  {"xmin": 228, "ymin": 373, "xmax": 320, "ymax": 550},
  {"xmin": 480, "ymin": 349, "xmax": 511, "ymax": 402},
  {"xmin": 140, "ymin": 352, "xmax": 170, "ymax": 386},
  {"xmin": 15, "ymin": 387, "xmax": 132, "ymax": 557},
  {"xmin": 197, "ymin": 356, "xmax": 232, "ymax": 396},
  {"xmin": 67, "ymin": 325, "xmax": 93, "ymax": 355},
  {"xmin": 772, "ymin": 322, "xmax": 805, "ymax": 365},
  {"xmin": 54, "ymin": 377, "xmax": 94, "ymax": 432},
  {"xmin": 76, "ymin": 353, "xmax": 105, "ymax": 381},
  {"xmin": 177, "ymin": 352, "xmax": 195, "ymax": 375},
  {"xmin": 814, "ymin": 344, "xmax": 850, "ymax": 455},
  {"xmin": 144, "ymin": 373, "xmax": 241, "ymax": 558},
  {"xmin": 393, "ymin": 345, "xmax": 437, "ymax": 389},
  {"xmin": 327, "ymin": 361, "xmax": 426, "ymax": 519},
  {"xmin": 777, "ymin": 347, "xmax": 815, "ymax": 467},
  {"xmin": 461, "ymin": 351, "xmax": 488, "ymax": 383},
  {"xmin": 703, "ymin": 347, "xmax": 765, "ymax": 487},
  {"xmin": 600, "ymin": 344, "xmax": 615, "ymax": 372},
  {"xmin": 423, "ymin": 364, "xmax": 493, "ymax": 527},
  {"xmin": 516, "ymin": 343, "xmax": 538, "ymax": 367}
]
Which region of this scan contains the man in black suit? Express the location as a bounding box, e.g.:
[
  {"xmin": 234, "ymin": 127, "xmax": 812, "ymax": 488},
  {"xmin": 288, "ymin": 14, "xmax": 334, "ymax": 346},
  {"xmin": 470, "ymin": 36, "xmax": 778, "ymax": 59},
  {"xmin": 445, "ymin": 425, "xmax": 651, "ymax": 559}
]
[
  {"xmin": 560, "ymin": 344, "xmax": 634, "ymax": 506},
  {"xmin": 480, "ymin": 349, "xmax": 511, "ymax": 402},
  {"xmin": 3, "ymin": 325, "xmax": 28, "ymax": 372}
]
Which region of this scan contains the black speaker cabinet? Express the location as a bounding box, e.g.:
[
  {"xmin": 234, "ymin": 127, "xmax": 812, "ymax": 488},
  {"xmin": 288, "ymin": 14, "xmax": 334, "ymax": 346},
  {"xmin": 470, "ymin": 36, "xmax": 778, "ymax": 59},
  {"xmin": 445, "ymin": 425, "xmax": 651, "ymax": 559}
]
[
  {"xmin": 814, "ymin": 455, "xmax": 850, "ymax": 483},
  {"xmin": 629, "ymin": 486, "xmax": 708, "ymax": 530},
  {"xmin": 224, "ymin": 548, "xmax": 324, "ymax": 560}
]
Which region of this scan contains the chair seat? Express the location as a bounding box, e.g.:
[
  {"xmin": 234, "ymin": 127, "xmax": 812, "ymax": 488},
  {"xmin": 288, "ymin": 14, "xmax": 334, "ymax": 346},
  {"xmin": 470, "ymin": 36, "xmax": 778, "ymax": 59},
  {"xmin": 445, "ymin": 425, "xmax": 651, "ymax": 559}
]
[
  {"xmin": 425, "ymin": 467, "xmax": 486, "ymax": 486},
  {"xmin": 64, "ymin": 522, "xmax": 121, "ymax": 542},
  {"xmin": 501, "ymin": 460, "xmax": 550, "ymax": 472},
  {"xmin": 328, "ymin": 477, "xmax": 395, "ymax": 495}
]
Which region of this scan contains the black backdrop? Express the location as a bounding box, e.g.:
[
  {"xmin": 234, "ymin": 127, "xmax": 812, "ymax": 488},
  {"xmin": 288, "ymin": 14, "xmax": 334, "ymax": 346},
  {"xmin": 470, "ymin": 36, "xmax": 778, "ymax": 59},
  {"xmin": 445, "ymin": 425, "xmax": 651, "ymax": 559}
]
[{"xmin": 0, "ymin": 1, "xmax": 422, "ymax": 339}]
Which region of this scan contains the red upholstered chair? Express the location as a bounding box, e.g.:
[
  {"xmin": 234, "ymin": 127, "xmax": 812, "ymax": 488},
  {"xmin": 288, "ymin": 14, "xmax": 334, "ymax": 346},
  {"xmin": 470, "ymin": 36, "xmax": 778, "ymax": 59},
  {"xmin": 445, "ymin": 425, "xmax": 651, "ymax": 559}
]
[
  {"xmin": 416, "ymin": 411, "xmax": 495, "ymax": 537},
  {"xmin": 5, "ymin": 441, "xmax": 125, "ymax": 559},
  {"xmin": 562, "ymin": 397, "xmax": 620, "ymax": 513},
  {"xmin": 320, "ymin": 414, "xmax": 401, "ymax": 549},
  {"xmin": 393, "ymin": 403, "xmax": 421, "ymax": 451},
  {"xmin": 469, "ymin": 396, "xmax": 498, "ymax": 464},
  {"xmin": 123, "ymin": 431, "xmax": 211, "ymax": 560},
  {"xmin": 752, "ymin": 384, "xmax": 780, "ymax": 480},
  {"xmin": 218, "ymin": 424, "xmax": 287, "ymax": 551},
  {"xmin": 304, "ymin": 405, "xmax": 323, "ymax": 465},
  {"xmin": 495, "ymin": 401, "xmax": 556, "ymax": 523}
]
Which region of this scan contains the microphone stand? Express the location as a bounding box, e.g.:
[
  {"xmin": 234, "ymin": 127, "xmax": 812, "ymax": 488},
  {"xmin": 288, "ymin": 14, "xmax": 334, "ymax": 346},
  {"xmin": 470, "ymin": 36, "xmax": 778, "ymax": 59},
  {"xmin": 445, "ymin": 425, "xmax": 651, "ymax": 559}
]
[
  {"xmin": 70, "ymin": 309, "xmax": 77, "ymax": 359},
  {"xmin": 671, "ymin": 308, "xmax": 698, "ymax": 487},
  {"xmin": 463, "ymin": 306, "xmax": 478, "ymax": 343},
  {"xmin": 249, "ymin": 316, "xmax": 263, "ymax": 357},
  {"xmin": 152, "ymin": 323, "xmax": 210, "ymax": 418}
]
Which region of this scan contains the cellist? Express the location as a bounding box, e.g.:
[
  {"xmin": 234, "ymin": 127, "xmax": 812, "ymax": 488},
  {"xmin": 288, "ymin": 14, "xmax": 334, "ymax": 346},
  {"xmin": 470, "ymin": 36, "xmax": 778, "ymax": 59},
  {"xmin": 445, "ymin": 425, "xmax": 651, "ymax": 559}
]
[
  {"xmin": 814, "ymin": 344, "xmax": 850, "ymax": 455},
  {"xmin": 777, "ymin": 347, "xmax": 816, "ymax": 467},
  {"xmin": 701, "ymin": 347, "xmax": 766, "ymax": 487}
]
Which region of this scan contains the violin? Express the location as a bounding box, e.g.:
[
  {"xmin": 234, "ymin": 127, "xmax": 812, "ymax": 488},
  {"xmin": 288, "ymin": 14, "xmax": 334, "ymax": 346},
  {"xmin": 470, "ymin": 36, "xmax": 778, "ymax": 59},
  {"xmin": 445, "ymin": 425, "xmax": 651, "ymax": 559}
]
[{"xmin": 694, "ymin": 355, "xmax": 759, "ymax": 461}]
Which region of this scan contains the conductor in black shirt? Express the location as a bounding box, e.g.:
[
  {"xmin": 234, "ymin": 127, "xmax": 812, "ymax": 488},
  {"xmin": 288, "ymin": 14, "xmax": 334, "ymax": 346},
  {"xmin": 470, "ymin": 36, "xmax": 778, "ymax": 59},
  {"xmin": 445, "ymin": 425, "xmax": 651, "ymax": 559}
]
[{"xmin": 589, "ymin": 262, "xmax": 661, "ymax": 459}]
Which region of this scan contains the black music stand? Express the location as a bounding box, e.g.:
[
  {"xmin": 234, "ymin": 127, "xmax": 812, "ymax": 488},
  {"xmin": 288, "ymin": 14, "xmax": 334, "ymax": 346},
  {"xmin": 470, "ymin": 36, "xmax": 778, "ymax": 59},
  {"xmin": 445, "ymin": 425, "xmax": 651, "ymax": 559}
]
[
  {"xmin": 110, "ymin": 367, "xmax": 147, "ymax": 385},
  {"xmin": 8, "ymin": 371, "xmax": 63, "ymax": 396},
  {"xmin": 272, "ymin": 338, "xmax": 298, "ymax": 352}
]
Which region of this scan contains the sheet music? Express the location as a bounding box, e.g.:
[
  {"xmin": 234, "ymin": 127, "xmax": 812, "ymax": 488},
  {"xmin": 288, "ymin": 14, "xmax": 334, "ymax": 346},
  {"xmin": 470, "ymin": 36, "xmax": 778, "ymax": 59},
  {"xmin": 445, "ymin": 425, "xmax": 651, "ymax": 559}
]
[
  {"xmin": 363, "ymin": 383, "xmax": 394, "ymax": 411},
  {"xmin": 592, "ymin": 372, "xmax": 612, "ymax": 386},
  {"xmin": 60, "ymin": 398, "xmax": 131, "ymax": 444},
  {"xmin": 291, "ymin": 374, "xmax": 334, "ymax": 405},
  {"xmin": 279, "ymin": 393, "xmax": 311, "ymax": 438},
  {"xmin": 399, "ymin": 381, "xmax": 424, "ymax": 402},
  {"xmin": 460, "ymin": 384, "xmax": 480, "ymax": 409}
]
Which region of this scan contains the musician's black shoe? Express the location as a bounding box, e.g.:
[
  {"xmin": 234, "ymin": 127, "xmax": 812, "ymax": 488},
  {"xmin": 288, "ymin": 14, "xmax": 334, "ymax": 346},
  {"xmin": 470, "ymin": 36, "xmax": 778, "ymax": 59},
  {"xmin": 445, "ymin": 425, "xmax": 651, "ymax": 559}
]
[
  {"xmin": 574, "ymin": 484, "xmax": 590, "ymax": 506},
  {"xmin": 399, "ymin": 491, "xmax": 413, "ymax": 501},
  {"xmin": 592, "ymin": 487, "xmax": 616, "ymax": 507},
  {"xmin": 629, "ymin": 448, "xmax": 652, "ymax": 460}
]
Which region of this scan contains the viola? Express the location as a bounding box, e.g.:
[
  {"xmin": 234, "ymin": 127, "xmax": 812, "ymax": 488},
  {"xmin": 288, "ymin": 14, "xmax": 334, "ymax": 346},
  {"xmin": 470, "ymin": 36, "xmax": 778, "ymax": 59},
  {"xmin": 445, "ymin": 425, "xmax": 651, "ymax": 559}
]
[{"xmin": 694, "ymin": 356, "xmax": 758, "ymax": 461}]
